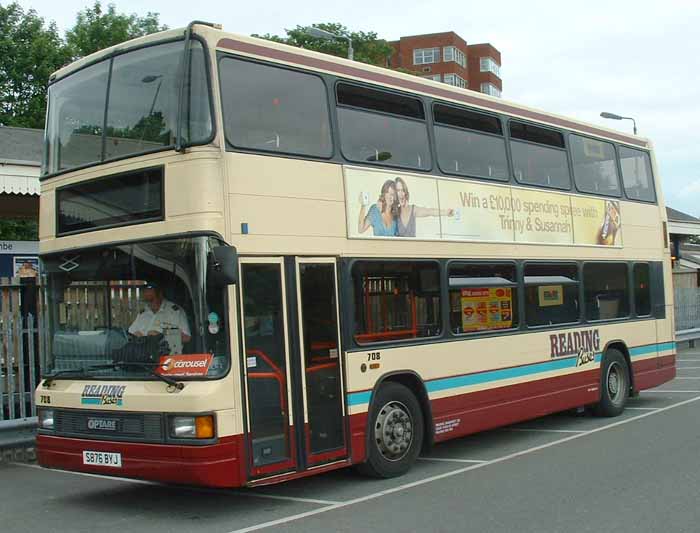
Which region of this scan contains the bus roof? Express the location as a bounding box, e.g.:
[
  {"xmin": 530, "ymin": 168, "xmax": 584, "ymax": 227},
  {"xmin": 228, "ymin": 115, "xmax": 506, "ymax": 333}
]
[{"xmin": 50, "ymin": 23, "xmax": 648, "ymax": 149}]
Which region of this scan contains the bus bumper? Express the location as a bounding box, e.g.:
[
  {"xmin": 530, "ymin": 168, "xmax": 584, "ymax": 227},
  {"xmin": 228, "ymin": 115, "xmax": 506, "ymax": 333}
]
[{"xmin": 36, "ymin": 434, "xmax": 246, "ymax": 488}]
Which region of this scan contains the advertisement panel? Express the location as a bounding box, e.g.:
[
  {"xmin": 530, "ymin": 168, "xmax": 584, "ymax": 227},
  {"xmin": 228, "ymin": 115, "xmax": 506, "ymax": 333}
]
[{"xmin": 344, "ymin": 168, "xmax": 622, "ymax": 246}]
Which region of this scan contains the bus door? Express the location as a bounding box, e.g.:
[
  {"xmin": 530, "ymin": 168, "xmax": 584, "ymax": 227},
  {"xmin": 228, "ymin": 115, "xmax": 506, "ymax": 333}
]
[
  {"xmin": 294, "ymin": 258, "xmax": 347, "ymax": 466},
  {"xmin": 239, "ymin": 258, "xmax": 297, "ymax": 478}
]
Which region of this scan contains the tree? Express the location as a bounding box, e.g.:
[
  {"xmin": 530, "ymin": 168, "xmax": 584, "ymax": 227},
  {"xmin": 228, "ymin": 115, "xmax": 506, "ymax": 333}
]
[
  {"xmin": 66, "ymin": 1, "xmax": 167, "ymax": 58},
  {"xmin": 254, "ymin": 23, "xmax": 394, "ymax": 67},
  {"xmin": 0, "ymin": 219, "xmax": 38, "ymax": 241},
  {"xmin": 0, "ymin": 3, "xmax": 72, "ymax": 128}
]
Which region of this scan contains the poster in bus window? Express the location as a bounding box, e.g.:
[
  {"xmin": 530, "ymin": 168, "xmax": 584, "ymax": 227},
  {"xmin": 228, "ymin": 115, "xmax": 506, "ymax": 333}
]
[{"xmin": 460, "ymin": 287, "xmax": 512, "ymax": 332}]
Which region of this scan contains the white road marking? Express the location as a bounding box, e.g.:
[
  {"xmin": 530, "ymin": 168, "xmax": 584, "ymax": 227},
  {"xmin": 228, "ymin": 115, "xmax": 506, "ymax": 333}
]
[
  {"xmin": 675, "ymin": 366, "xmax": 700, "ymax": 369},
  {"xmin": 11, "ymin": 463, "xmax": 338, "ymax": 505},
  {"xmin": 12, "ymin": 463, "xmax": 156, "ymax": 485},
  {"xmin": 674, "ymin": 377, "xmax": 700, "ymax": 380},
  {"xmin": 641, "ymin": 390, "xmax": 700, "ymax": 393},
  {"xmin": 417, "ymin": 457, "xmax": 486, "ymax": 464},
  {"xmin": 502, "ymin": 428, "xmax": 585, "ymax": 434},
  {"xmin": 231, "ymin": 493, "xmax": 340, "ymax": 506},
  {"xmin": 228, "ymin": 393, "xmax": 700, "ymax": 533}
]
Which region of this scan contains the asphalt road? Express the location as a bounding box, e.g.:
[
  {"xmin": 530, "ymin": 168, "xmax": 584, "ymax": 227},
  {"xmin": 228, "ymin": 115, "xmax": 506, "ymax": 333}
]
[{"xmin": 3, "ymin": 347, "xmax": 700, "ymax": 533}]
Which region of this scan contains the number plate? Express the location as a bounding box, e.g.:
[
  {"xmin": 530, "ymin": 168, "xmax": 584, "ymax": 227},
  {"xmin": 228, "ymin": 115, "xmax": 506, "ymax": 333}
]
[{"xmin": 82, "ymin": 451, "xmax": 122, "ymax": 468}]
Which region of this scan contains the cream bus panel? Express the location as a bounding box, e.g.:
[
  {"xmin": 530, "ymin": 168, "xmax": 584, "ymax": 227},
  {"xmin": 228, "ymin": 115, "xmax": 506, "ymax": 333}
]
[{"xmin": 40, "ymin": 150, "xmax": 226, "ymax": 254}]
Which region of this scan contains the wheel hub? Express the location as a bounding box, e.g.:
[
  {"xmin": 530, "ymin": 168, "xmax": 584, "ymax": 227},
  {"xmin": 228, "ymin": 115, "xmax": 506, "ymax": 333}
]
[{"xmin": 375, "ymin": 401, "xmax": 413, "ymax": 461}]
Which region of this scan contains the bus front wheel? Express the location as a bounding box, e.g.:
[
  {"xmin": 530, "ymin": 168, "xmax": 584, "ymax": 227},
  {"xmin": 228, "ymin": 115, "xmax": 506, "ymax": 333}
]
[
  {"xmin": 593, "ymin": 349, "xmax": 630, "ymax": 417},
  {"xmin": 357, "ymin": 381, "xmax": 424, "ymax": 478}
]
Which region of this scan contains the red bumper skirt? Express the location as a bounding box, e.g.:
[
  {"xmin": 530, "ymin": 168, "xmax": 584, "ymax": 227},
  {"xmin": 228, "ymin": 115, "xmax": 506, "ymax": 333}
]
[{"xmin": 36, "ymin": 434, "xmax": 246, "ymax": 488}]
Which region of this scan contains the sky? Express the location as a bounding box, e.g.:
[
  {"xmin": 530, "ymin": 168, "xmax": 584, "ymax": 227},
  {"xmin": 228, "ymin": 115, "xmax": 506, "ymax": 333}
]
[{"xmin": 15, "ymin": 0, "xmax": 700, "ymax": 215}]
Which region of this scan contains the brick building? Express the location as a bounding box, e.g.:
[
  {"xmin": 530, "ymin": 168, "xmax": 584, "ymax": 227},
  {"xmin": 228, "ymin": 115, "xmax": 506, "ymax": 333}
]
[{"xmin": 387, "ymin": 32, "xmax": 502, "ymax": 97}]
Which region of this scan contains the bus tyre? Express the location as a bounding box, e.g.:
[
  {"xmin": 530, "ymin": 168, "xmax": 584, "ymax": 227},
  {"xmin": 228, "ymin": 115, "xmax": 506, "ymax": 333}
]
[
  {"xmin": 593, "ymin": 349, "xmax": 630, "ymax": 417},
  {"xmin": 357, "ymin": 381, "xmax": 424, "ymax": 479}
]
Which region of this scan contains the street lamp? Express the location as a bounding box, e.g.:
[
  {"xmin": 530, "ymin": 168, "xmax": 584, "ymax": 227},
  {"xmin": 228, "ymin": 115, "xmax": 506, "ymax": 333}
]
[
  {"xmin": 600, "ymin": 111, "xmax": 637, "ymax": 135},
  {"xmin": 303, "ymin": 26, "xmax": 354, "ymax": 61},
  {"xmin": 142, "ymin": 75, "xmax": 164, "ymax": 117}
]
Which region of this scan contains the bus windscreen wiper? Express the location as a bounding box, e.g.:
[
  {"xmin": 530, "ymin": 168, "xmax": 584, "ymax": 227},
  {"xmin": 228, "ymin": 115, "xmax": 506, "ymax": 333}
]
[
  {"xmin": 85, "ymin": 362, "xmax": 185, "ymax": 391},
  {"xmin": 42, "ymin": 367, "xmax": 94, "ymax": 387}
]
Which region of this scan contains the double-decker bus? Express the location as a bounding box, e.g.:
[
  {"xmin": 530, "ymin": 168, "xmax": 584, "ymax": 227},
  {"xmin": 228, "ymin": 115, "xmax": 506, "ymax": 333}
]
[{"xmin": 35, "ymin": 22, "xmax": 675, "ymax": 487}]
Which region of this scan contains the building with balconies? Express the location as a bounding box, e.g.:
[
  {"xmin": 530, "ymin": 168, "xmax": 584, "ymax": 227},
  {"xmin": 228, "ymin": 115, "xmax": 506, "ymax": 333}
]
[{"xmin": 387, "ymin": 32, "xmax": 502, "ymax": 97}]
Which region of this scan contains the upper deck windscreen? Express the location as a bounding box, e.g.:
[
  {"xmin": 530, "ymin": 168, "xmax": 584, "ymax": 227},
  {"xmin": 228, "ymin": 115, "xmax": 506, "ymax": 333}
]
[{"xmin": 44, "ymin": 39, "xmax": 212, "ymax": 175}]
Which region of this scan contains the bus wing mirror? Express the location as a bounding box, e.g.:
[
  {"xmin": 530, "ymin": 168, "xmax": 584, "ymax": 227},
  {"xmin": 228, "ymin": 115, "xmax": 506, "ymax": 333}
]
[{"xmin": 209, "ymin": 245, "xmax": 239, "ymax": 286}]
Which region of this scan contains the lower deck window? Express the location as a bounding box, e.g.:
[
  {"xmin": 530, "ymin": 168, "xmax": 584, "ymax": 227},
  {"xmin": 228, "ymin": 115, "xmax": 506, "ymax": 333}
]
[
  {"xmin": 352, "ymin": 262, "xmax": 441, "ymax": 344},
  {"xmin": 449, "ymin": 263, "xmax": 518, "ymax": 334},
  {"xmin": 584, "ymin": 263, "xmax": 630, "ymax": 320},
  {"xmin": 525, "ymin": 263, "xmax": 580, "ymax": 326}
]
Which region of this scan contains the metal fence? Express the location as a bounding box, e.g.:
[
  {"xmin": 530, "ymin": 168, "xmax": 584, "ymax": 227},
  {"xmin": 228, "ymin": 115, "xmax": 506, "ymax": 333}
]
[
  {"xmin": 0, "ymin": 278, "xmax": 41, "ymax": 450},
  {"xmin": 674, "ymin": 287, "xmax": 700, "ymax": 343}
]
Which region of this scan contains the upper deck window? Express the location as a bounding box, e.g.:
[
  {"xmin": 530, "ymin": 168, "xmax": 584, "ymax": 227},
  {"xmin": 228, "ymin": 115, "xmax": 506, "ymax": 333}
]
[
  {"xmin": 336, "ymin": 83, "xmax": 430, "ymax": 171},
  {"xmin": 45, "ymin": 39, "xmax": 212, "ymax": 175},
  {"xmin": 509, "ymin": 121, "xmax": 571, "ymax": 189},
  {"xmin": 619, "ymin": 146, "xmax": 656, "ymax": 202},
  {"xmin": 433, "ymin": 104, "xmax": 508, "ymax": 181},
  {"xmin": 219, "ymin": 58, "xmax": 332, "ymax": 158},
  {"xmin": 569, "ymin": 134, "xmax": 621, "ymax": 197}
]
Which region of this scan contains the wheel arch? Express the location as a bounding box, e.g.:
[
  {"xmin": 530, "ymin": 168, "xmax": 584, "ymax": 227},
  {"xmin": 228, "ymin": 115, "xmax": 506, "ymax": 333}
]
[{"xmin": 366, "ymin": 370, "xmax": 434, "ymax": 456}]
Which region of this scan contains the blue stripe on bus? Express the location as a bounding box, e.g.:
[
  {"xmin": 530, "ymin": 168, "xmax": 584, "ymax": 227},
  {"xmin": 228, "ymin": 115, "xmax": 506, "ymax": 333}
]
[{"xmin": 346, "ymin": 341, "xmax": 675, "ymax": 407}]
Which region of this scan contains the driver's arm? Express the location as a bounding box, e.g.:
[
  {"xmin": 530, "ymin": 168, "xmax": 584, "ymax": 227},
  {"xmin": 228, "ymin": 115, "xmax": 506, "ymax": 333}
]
[
  {"xmin": 177, "ymin": 308, "xmax": 192, "ymax": 344},
  {"xmin": 128, "ymin": 314, "xmax": 145, "ymax": 337}
]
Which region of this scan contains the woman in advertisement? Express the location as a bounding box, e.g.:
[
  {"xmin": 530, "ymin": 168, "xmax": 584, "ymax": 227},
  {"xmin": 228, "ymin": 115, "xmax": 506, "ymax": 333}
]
[
  {"xmin": 357, "ymin": 179, "xmax": 398, "ymax": 236},
  {"xmin": 394, "ymin": 177, "xmax": 454, "ymax": 238}
]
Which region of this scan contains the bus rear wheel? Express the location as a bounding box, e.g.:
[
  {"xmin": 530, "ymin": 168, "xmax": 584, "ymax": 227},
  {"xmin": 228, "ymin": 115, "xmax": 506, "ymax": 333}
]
[
  {"xmin": 357, "ymin": 381, "xmax": 424, "ymax": 478},
  {"xmin": 593, "ymin": 349, "xmax": 630, "ymax": 417}
]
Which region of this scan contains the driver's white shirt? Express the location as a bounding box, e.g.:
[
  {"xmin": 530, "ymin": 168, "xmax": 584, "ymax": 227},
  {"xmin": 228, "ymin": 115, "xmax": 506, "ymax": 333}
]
[{"xmin": 128, "ymin": 299, "xmax": 191, "ymax": 337}]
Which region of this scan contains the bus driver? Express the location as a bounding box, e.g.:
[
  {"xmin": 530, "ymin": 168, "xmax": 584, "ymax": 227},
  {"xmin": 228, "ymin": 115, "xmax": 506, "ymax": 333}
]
[{"xmin": 128, "ymin": 281, "xmax": 192, "ymax": 355}]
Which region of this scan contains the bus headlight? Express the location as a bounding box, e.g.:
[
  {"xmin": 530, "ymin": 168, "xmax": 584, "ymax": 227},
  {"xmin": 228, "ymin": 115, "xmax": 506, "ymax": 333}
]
[
  {"xmin": 170, "ymin": 415, "xmax": 214, "ymax": 439},
  {"xmin": 39, "ymin": 409, "xmax": 55, "ymax": 430}
]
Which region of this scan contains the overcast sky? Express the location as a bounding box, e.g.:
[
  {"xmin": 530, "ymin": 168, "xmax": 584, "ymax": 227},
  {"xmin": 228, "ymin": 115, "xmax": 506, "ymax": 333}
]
[{"xmin": 16, "ymin": 0, "xmax": 700, "ymax": 215}]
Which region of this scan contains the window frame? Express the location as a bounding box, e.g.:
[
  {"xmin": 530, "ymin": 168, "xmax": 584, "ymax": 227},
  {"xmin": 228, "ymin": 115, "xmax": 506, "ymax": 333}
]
[
  {"xmin": 522, "ymin": 261, "xmax": 582, "ymax": 329},
  {"xmin": 335, "ymin": 80, "xmax": 432, "ymax": 172},
  {"xmin": 508, "ymin": 119, "xmax": 573, "ymax": 191},
  {"xmin": 218, "ymin": 53, "xmax": 335, "ymax": 160},
  {"xmin": 55, "ymin": 165, "xmax": 165, "ymax": 237},
  {"xmin": 617, "ymin": 145, "xmax": 657, "ymax": 204},
  {"xmin": 347, "ymin": 258, "xmax": 443, "ymax": 348},
  {"xmin": 582, "ymin": 261, "xmax": 632, "ymax": 323},
  {"xmin": 43, "ymin": 35, "xmax": 217, "ymax": 180},
  {"xmin": 633, "ymin": 262, "xmax": 652, "ymax": 318},
  {"xmin": 447, "ymin": 260, "xmax": 519, "ymax": 337},
  {"xmin": 480, "ymin": 57, "xmax": 501, "ymax": 77},
  {"xmin": 413, "ymin": 47, "xmax": 441, "ymax": 65},
  {"xmin": 432, "ymin": 101, "xmax": 510, "ymax": 183},
  {"xmin": 568, "ymin": 132, "xmax": 622, "ymax": 198}
]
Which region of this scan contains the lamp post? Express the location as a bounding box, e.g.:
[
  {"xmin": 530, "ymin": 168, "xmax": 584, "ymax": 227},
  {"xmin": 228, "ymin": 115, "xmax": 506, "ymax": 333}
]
[
  {"xmin": 303, "ymin": 26, "xmax": 354, "ymax": 61},
  {"xmin": 142, "ymin": 75, "xmax": 163, "ymax": 117},
  {"xmin": 600, "ymin": 111, "xmax": 637, "ymax": 135}
]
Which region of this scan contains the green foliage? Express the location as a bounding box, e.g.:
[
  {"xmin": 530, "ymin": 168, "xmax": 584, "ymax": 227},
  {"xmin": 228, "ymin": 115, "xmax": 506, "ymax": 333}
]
[
  {"xmin": 0, "ymin": 219, "xmax": 38, "ymax": 240},
  {"xmin": 0, "ymin": 3, "xmax": 72, "ymax": 128},
  {"xmin": 65, "ymin": 1, "xmax": 167, "ymax": 58},
  {"xmin": 254, "ymin": 23, "xmax": 394, "ymax": 67}
]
